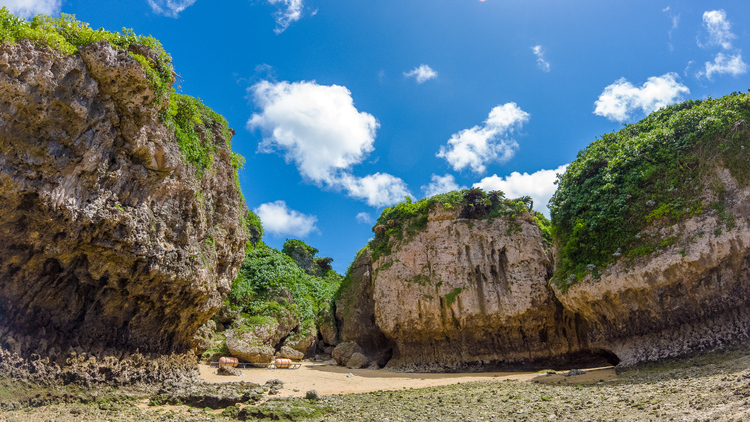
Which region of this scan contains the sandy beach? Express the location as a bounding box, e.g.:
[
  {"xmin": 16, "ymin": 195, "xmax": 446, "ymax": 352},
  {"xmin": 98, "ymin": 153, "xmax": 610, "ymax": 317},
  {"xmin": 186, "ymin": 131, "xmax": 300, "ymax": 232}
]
[{"xmin": 198, "ymin": 362, "xmax": 617, "ymax": 397}]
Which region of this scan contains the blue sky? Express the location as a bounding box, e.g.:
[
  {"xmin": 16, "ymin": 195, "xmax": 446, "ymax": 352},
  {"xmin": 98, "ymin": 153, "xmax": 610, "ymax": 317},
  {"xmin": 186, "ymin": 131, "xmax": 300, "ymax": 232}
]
[{"xmin": 4, "ymin": 0, "xmax": 750, "ymax": 272}]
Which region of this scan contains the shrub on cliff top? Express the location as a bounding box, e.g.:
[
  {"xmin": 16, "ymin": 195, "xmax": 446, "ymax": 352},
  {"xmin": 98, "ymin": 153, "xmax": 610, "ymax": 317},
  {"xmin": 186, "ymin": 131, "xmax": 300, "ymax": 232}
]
[
  {"xmin": 368, "ymin": 188, "xmax": 542, "ymax": 262},
  {"xmin": 0, "ymin": 8, "xmax": 172, "ymax": 104},
  {"xmin": 0, "ymin": 9, "xmax": 245, "ymax": 179},
  {"xmin": 550, "ymin": 91, "xmax": 750, "ymax": 289}
]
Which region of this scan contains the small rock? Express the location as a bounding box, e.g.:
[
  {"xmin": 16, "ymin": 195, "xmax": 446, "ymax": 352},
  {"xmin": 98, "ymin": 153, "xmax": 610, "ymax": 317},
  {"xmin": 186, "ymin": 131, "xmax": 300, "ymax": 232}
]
[
  {"xmin": 216, "ymin": 366, "xmax": 243, "ymax": 377},
  {"xmin": 306, "ymin": 390, "xmax": 319, "ymax": 400},
  {"xmin": 566, "ymin": 369, "xmax": 586, "ymax": 376}
]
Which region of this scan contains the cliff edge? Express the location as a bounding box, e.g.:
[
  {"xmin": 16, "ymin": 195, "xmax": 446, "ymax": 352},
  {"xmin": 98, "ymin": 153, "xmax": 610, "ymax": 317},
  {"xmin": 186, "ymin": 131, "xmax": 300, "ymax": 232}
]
[{"xmin": 0, "ymin": 25, "xmax": 247, "ymax": 357}]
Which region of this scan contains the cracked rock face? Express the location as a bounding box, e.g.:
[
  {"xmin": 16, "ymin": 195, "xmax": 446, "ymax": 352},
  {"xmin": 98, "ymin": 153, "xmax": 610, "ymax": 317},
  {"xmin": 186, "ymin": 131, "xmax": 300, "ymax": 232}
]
[
  {"xmin": 371, "ymin": 209, "xmax": 586, "ymax": 371},
  {"xmin": 0, "ymin": 40, "xmax": 247, "ymax": 356},
  {"xmin": 556, "ymin": 168, "xmax": 750, "ymax": 366}
]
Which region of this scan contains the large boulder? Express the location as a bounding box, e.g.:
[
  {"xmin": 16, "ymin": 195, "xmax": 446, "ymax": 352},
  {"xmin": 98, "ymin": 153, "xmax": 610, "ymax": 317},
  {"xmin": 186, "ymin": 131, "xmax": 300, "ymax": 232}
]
[
  {"xmin": 225, "ymin": 330, "xmax": 274, "ymax": 364},
  {"xmin": 0, "ymin": 40, "xmax": 247, "ymax": 356},
  {"xmin": 331, "ymin": 342, "xmax": 364, "ymax": 367},
  {"xmin": 370, "ymin": 207, "xmax": 586, "ymax": 371}
]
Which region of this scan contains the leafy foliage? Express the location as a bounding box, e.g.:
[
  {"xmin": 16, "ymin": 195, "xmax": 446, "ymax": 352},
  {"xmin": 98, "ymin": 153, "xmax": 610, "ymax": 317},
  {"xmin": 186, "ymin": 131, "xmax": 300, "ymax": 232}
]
[
  {"xmin": 160, "ymin": 92, "xmax": 241, "ymax": 176},
  {"xmin": 243, "ymin": 210, "xmax": 264, "ymax": 248},
  {"xmin": 369, "ymin": 188, "xmax": 541, "ymax": 262},
  {"xmin": 550, "ymin": 91, "xmax": 750, "ymax": 289},
  {"xmin": 282, "ymin": 239, "xmax": 319, "ymax": 258},
  {"xmin": 0, "ymin": 9, "xmax": 245, "ymax": 179},
  {"xmin": 0, "ymin": 8, "xmax": 172, "ymax": 104},
  {"xmin": 229, "ymin": 244, "xmax": 341, "ymax": 328}
]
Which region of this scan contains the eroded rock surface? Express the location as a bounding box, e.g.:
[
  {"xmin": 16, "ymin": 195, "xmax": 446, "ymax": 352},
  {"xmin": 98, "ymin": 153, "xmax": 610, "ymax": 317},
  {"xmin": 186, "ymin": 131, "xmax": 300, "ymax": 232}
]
[
  {"xmin": 0, "ymin": 40, "xmax": 247, "ymax": 356},
  {"xmin": 371, "ymin": 208, "xmax": 586, "ymax": 371},
  {"xmin": 556, "ymin": 168, "xmax": 750, "ymax": 366}
]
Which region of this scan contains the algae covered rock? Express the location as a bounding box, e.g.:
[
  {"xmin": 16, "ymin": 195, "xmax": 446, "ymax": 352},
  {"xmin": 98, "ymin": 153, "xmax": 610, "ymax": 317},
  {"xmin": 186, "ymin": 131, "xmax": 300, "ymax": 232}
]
[{"xmin": 0, "ymin": 34, "xmax": 247, "ymax": 355}]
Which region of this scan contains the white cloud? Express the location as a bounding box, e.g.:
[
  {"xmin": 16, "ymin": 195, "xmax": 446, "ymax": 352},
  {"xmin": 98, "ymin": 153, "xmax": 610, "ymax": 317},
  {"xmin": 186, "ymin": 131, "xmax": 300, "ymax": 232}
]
[
  {"xmin": 356, "ymin": 212, "xmax": 374, "ymax": 225},
  {"xmin": 1, "ymin": 0, "xmax": 62, "ymax": 17},
  {"xmin": 268, "ymin": 0, "xmax": 303, "ymax": 34},
  {"xmin": 699, "ymin": 52, "xmax": 748, "ymax": 79},
  {"xmin": 254, "ymin": 201, "xmax": 318, "ymax": 237},
  {"xmin": 147, "ymin": 0, "xmax": 197, "ymax": 18},
  {"xmin": 404, "ymin": 64, "xmax": 438, "ymax": 83},
  {"xmin": 531, "ymin": 45, "xmax": 550, "ymax": 72},
  {"xmin": 700, "ymin": 10, "xmax": 735, "ymax": 50},
  {"xmin": 249, "ymin": 80, "xmax": 378, "ymax": 184},
  {"xmin": 338, "ymin": 173, "xmax": 411, "ymax": 207},
  {"xmin": 421, "ymin": 174, "xmax": 466, "ymax": 198},
  {"xmin": 593, "ymin": 73, "xmax": 689, "ymax": 122},
  {"xmin": 474, "ymin": 165, "xmax": 568, "ymax": 217},
  {"xmin": 437, "ymin": 103, "xmax": 529, "ymax": 174},
  {"xmin": 248, "ymin": 80, "xmax": 410, "ymax": 207}
]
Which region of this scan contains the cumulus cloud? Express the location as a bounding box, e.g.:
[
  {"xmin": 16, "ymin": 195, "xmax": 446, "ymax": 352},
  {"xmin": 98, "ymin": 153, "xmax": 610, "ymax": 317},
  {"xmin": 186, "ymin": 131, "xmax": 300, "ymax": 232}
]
[
  {"xmin": 254, "ymin": 201, "xmax": 318, "ymax": 237},
  {"xmin": 699, "ymin": 52, "xmax": 748, "ymax": 79},
  {"xmin": 421, "ymin": 174, "xmax": 466, "ymax": 198},
  {"xmin": 248, "ymin": 80, "xmax": 410, "ymax": 207},
  {"xmin": 1, "ymin": 0, "xmax": 62, "ymax": 17},
  {"xmin": 437, "ymin": 103, "xmax": 529, "ymax": 174},
  {"xmin": 356, "ymin": 212, "xmax": 374, "ymax": 225},
  {"xmin": 147, "ymin": 0, "xmax": 197, "ymax": 18},
  {"xmin": 474, "ymin": 165, "xmax": 568, "ymax": 217},
  {"xmin": 338, "ymin": 173, "xmax": 411, "ymax": 207},
  {"xmin": 531, "ymin": 45, "xmax": 550, "ymax": 72},
  {"xmin": 268, "ymin": 0, "xmax": 303, "ymax": 34},
  {"xmin": 700, "ymin": 10, "xmax": 735, "ymax": 50},
  {"xmin": 593, "ymin": 73, "xmax": 689, "ymax": 122},
  {"xmin": 404, "ymin": 64, "xmax": 438, "ymax": 83}
]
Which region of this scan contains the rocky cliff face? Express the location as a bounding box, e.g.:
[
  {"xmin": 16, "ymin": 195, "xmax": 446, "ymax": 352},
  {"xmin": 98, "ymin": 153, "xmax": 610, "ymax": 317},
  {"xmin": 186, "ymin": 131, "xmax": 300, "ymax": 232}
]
[
  {"xmin": 555, "ymin": 167, "xmax": 750, "ymax": 366},
  {"xmin": 335, "ymin": 248, "xmax": 392, "ymax": 366},
  {"xmin": 0, "ymin": 40, "xmax": 247, "ymax": 357},
  {"xmin": 369, "ymin": 208, "xmax": 590, "ymax": 371}
]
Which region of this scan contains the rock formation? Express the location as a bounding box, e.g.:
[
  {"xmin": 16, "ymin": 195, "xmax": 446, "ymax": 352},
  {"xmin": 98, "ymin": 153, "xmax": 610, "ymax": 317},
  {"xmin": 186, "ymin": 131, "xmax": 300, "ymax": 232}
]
[
  {"xmin": 335, "ymin": 248, "xmax": 393, "ymax": 367},
  {"xmin": 0, "ymin": 40, "xmax": 247, "ymax": 357},
  {"xmin": 555, "ymin": 167, "xmax": 750, "ymax": 366},
  {"xmin": 359, "ymin": 207, "xmax": 589, "ymax": 371}
]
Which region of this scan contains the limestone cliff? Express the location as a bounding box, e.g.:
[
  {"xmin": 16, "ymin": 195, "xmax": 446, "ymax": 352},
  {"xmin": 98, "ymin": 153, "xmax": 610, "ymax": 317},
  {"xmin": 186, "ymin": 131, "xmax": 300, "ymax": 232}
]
[
  {"xmin": 0, "ymin": 40, "xmax": 247, "ymax": 357},
  {"xmin": 555, "ymin": 167, "xmax": 750, "ymax": 366},
  {"xmin": 367, "ymin": 207, "xmax": 591, "ymax": 371}
]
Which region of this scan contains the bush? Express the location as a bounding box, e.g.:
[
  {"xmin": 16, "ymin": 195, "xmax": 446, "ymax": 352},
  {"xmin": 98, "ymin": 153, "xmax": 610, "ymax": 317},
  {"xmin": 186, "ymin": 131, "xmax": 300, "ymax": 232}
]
[
  {"xmin": 550, "ymin": 91, "xmax": 750, "ymax": 289},
  {"xmin": 368, "ymin": 189, "xmax": 541, "ymax": 262}
]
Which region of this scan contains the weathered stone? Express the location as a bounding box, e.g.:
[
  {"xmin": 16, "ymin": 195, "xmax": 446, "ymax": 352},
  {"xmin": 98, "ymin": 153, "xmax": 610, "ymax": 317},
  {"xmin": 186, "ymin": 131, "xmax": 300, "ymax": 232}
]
[
  {"xmin": 0, "ymin": 40, "xmax": 247, "ymax": 356},
  {"xmin": 279, "ymin": 346, "xmax": 304, "ymax": 360},
  {"xmin": 216, "ymin": 366, "xmax": 243, "ymax": 377},
  {"xmin": 370, "ymin": 208, "xmax": 584, "ymax": 371},
  {"xmin": 347, "ymin": 352, "xmax": 369, "ymax": 369},
  {"xmin": 283, "ymin": 325, "xmax": 317, "ymax": 357},
  {"xmin": 331, "ymin": 342, "xmax": 363, "ymax": 366},
  {"xmin": 335, "ymin": 249, "xmax": 392, "ymax": 365},
  {"xmin": 225, "ymin": 331, "xmax": 274, "ymax": 364},
  {"xmin": 555, "ymin": 167, "xmax": 750, "ymax": 367}
]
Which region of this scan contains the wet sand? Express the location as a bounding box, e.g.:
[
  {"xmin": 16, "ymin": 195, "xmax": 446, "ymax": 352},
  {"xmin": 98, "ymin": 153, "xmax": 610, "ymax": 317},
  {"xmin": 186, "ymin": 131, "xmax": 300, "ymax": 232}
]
[{"xmin": 198, "ymin": 362, "xmax": 617, "ymax": 397}]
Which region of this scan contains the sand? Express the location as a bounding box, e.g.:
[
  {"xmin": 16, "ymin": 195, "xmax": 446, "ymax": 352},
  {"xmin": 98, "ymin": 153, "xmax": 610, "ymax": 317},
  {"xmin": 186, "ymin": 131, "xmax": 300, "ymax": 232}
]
[{"xmin": 198, "ymin": 362, "xmax": 617, "ymax": 397}]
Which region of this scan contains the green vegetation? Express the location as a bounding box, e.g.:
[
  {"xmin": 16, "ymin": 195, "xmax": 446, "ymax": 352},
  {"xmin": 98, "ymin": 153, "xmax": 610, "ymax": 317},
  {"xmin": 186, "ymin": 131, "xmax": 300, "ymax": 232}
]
[
  {"xmin": 243, "ymin": 210, "xmax": 264, "ymax": 248},
  {"xmin": 0, "ymin": 9, "xmax": 244, "ymax": 178},
  {"xmin": 229, "ymin": 244, "xmax": 341, "ymax": 324},
  {"xmin": 282, "ymin": 239, "xmax": 319, "ymax": 258},
  {"xmin": 369, "ymin": 188, "xmax": 542, "ymax": 262},
  {"xmin": 0, "ymin": 9, "xmax": 172, "ymax": 104},
  {"xmin": 160, "ymin": 91, "xmax": 240, "ymax": 176},
  {"xmin": 444, "ymin": 287, "xmax": 464, "ymax": 307},
  {"xmin": 550, "ymin": 91, "xmax": 750, "ymax": 289}
]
